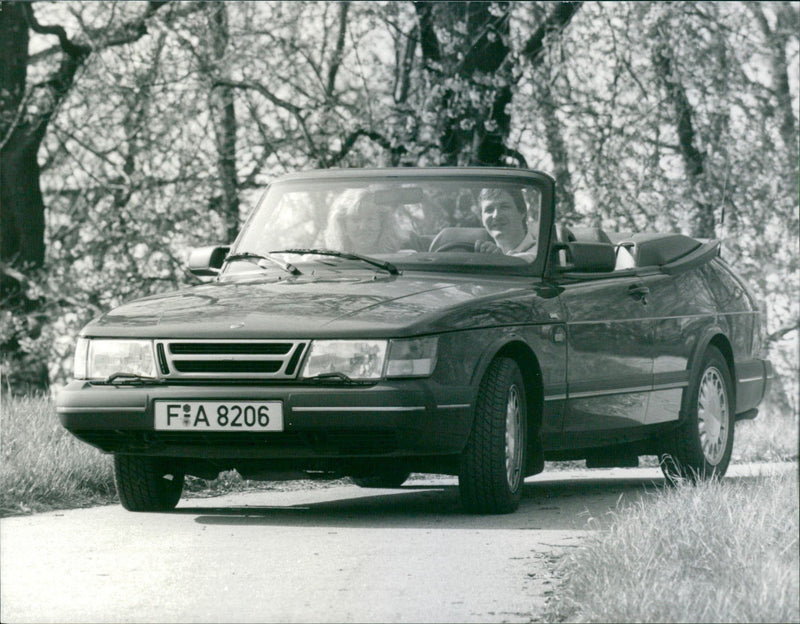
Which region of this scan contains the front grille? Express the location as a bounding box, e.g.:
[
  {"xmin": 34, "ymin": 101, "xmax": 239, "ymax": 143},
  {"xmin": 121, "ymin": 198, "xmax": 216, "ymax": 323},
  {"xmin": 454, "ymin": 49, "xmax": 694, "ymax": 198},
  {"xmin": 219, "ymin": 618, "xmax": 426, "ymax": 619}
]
[
  {"xmin": 169, "ymin": 343, "xmax": 292, "ymax": 355},
  {"xmin": 172, "ymin": 361, "xmax": 283, "ymax": 374},
  {"xmin": 156, "ymin": 340, "xmax": 308, "ymax": 380}
]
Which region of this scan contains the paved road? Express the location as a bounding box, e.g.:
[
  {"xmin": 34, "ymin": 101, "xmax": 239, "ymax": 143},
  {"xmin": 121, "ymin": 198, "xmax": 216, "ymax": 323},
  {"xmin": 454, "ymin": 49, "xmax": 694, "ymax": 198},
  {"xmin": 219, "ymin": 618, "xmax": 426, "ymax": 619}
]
[{"xmin": 1, "ymin": 463, "xmax": 790, "ymax": 623}]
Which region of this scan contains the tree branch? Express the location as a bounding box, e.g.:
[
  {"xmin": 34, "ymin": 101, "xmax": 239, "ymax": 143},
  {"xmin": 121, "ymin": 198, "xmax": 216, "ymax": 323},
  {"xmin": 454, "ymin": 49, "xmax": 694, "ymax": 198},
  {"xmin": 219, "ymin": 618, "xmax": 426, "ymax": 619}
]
[
  {"xmin": 326, "ymin": 1, "xmax": 349, "ymax": 97},
  {"xmin": 326, "ymin": 129, "xmax": 406, "ymax": 167},
  {"xmin": 413, "ymin": 1, "xmax": 441, "ymax": 66},
  {"xmin": 20, "ymin": 3, "xmax": 91, "ymax": 60},
  {"xmin": 215, "ymin": 79, "xmax": 303, "ymax": 116},
  {"xmin": 520, "ymin": 1, "xmax": 582, "ymax": 65},
  {"xmin": 766, "ymin": 322, "xmax": 799, "ymax": 344}
]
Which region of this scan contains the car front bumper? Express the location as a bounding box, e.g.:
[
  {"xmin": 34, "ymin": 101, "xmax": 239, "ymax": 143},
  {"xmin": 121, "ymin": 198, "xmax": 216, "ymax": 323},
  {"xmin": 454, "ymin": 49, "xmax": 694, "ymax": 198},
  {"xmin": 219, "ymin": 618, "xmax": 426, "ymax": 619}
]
[{"xmin": 56, "ymin": 380, "xmax": 474, "ymax": 461}]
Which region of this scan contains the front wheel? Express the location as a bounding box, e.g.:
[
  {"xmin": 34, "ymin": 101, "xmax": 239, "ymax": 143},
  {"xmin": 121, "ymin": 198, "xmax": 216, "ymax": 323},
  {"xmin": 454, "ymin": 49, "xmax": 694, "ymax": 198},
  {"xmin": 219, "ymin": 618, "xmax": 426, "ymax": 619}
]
[
  {"xmin": 114, "ymin": 455, "xmax": 184, "ymax": 512},
  {"xmin": 660, "ymin": 346, "xmax": 734, "ymax": 483},
  {"xmin": 459, "ymin": 357, "xmax": 527, "ymax": 514}
]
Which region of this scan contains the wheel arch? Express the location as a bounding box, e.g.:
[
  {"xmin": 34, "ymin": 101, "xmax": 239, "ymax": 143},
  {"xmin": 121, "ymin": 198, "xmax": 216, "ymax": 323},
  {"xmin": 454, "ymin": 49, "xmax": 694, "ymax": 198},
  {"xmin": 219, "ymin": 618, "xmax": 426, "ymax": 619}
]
[
  {"xmin": 468, "ymin": 337, "xmax": 544, "ymax": 470},
  {"xmin": 494, "ymin": 341, "xmax": 544, "ymax": 438},
  {"xmin": 686, "ymin": 331, "xmax": 737, "ymax": 414}
]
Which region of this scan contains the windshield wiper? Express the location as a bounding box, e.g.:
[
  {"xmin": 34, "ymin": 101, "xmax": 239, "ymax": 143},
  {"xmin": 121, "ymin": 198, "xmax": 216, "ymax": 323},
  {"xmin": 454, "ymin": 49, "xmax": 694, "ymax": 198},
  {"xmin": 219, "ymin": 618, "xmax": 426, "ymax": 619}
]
[
  {"xmin": 304, "ymin": 372, "xmax": 363, "ymax": 385},
  {"xmin": 270, "ymin": 248, "xmax": 399, "ymax": 275},
  {"xmin": 224, "ymin": 252, "xmax": 301, "ymax": 276},
  {"xmin": 104, "ymin": 372, "xmax": 164, "ymax": 385}
]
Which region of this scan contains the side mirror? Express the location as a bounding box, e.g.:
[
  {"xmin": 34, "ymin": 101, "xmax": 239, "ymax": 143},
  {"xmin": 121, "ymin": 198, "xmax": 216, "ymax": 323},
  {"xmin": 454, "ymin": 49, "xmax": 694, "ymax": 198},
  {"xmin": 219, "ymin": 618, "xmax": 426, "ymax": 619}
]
[
  {"xmin": 555, "ymin": 241, "xmax": 616, "ymax": 273},
  {"xmin": 188, "ymin": 246, "xmax": 230, "ymax": 276}
]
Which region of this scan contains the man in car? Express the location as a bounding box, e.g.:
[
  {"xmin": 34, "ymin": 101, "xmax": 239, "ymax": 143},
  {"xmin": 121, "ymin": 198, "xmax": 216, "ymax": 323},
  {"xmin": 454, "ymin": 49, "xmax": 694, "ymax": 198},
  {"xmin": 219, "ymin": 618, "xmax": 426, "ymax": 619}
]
[{"xmin": 475, "ymin": 187, "xmax": 537, "ymax": 260}]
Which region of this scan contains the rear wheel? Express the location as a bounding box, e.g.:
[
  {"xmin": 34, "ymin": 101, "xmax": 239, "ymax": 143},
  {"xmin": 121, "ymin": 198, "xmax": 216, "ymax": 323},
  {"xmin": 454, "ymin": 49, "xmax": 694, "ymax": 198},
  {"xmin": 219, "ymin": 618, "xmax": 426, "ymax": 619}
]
[
  {"xmin": 114, "ymin": 455, "xmax": 184, "ymax": 511},
  {"xmin": 351, "ymin": 470, "xmax": 411, "ymax": 488},
  {"xmin": 660, "ymin": 346, "xmax": 734, "ymax": 483},
  {"xmin": 459, "ymin": 358, "xmax": 527, "ymax": 514}
]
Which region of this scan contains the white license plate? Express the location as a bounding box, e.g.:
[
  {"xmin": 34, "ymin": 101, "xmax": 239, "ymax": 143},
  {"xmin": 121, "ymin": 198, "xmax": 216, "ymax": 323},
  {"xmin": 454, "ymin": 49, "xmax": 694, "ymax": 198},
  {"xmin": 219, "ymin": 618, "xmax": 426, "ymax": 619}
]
[{"xmin": 154, "ymin": 401, "xmax": 283, "ymax": 431}]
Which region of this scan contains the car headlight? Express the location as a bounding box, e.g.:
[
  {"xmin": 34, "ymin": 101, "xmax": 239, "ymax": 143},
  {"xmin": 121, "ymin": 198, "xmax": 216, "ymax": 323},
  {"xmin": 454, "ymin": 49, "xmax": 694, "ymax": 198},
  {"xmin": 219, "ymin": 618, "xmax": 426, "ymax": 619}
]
[
  {"xmin": 301, "ymin": 340, "xmax": 387, "ymax": 380},
  {"xmin": 74, "ymin": 338, "xmax": 157, "ymax": 380},
  {"xmin": 300, "ymin": 337, "xmax": 438, "ymax": 380},
  {"xmin": 386, "ymin": 337, "xmax": 438, "ymax": 377}
]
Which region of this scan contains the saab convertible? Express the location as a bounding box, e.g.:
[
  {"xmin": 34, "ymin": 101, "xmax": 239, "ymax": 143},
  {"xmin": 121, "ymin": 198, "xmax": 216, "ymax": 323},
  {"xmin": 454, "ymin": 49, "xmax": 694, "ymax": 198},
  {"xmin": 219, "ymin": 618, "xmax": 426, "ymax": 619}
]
[{"xmin": 57, "ymin": 168, "xmax": 773, "ymax": 514}]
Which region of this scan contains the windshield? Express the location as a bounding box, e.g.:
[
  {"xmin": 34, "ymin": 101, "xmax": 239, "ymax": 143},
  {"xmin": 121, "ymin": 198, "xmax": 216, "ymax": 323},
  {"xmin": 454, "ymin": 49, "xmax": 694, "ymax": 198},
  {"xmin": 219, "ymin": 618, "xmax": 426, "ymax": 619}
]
[{"xmin": 229, "ymin": 172, "xmax": 549, "ymax": 276}]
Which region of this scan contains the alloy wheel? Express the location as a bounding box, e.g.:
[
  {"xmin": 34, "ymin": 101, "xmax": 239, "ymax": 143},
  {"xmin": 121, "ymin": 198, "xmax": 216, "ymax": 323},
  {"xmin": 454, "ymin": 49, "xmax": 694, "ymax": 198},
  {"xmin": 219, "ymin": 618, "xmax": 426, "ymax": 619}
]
[
  {"xmin": 697, "ymin": 366, "xmax": 729, "ymax": 465},
  {"xmin": 505, "ymin": 384, "xmax": 524, "ymax": 490}
]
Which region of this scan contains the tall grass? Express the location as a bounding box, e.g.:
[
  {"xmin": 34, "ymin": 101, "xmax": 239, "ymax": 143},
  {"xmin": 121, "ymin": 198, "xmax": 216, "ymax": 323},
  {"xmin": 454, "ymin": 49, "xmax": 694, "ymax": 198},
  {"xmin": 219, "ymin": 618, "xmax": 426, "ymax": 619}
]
[
  {"xmin": 0, "ymin": 394, "xmax": 116, "ymax": 516},
  {"xmin": 546, "ymin": 470, "xmax": 800, "ymax": 623},
  {"xmin": 733, "ymin": 404, "xmax": 799, "ymax": 463}
]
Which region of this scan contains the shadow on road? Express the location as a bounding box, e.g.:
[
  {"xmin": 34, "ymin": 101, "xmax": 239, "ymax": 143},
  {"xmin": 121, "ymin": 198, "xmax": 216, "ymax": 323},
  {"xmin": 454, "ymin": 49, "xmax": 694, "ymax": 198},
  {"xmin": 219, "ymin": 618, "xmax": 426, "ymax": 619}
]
[
  {"xmin": 174, "ymin": 470, "xmax": 782, "ymax": 530},
  {"xmin": 170, "ymin": 472, "xmax": 688, "ymax": 530}
]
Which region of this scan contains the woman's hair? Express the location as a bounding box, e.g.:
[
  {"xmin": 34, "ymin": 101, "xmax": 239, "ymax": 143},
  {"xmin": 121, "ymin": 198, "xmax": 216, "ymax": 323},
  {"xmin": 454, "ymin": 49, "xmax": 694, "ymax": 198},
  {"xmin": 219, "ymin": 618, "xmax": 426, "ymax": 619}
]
[{"xmin": 324, "ymin": 189, "xmax": 402, "ymax": 253}]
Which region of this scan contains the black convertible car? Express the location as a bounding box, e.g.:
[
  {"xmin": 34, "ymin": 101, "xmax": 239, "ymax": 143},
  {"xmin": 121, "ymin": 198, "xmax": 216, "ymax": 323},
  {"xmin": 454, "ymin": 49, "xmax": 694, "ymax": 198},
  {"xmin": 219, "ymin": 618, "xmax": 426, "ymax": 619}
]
[{"xmin": 57, "ymin": 168, "xmax": 773, "ymax": 514}]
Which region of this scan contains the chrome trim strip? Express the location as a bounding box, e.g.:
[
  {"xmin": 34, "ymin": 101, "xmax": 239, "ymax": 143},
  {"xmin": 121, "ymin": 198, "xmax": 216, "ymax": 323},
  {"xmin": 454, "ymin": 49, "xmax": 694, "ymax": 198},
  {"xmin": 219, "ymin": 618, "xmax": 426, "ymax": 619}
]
[
  {"xmin": 738, "ymin": 376, "xmax": 765, "ymax": 384},
  {"xmin": 567, "ymin": 311, "xmax": 759, "ymax": 325},
  {"xmin": 569, "ymin": 386, "xmax": 652, "ymax": 399},
  {"xmin": 292, "ymin": 406, "xmax": 425, "ymax": 412},
  {"xmin": 57, "ymin": 406, "xmax": 142, "ymax": 414},
  {"xmin": 547, "ymin": 383, "xmax": 686, "ymax": 402},
  {"xmin": 652, "ymin": 381, "xmax": 689, "ymax": 391},
  {"xmin": 437, "ymin": 404, "xmax": 471, "ymax": 409}
]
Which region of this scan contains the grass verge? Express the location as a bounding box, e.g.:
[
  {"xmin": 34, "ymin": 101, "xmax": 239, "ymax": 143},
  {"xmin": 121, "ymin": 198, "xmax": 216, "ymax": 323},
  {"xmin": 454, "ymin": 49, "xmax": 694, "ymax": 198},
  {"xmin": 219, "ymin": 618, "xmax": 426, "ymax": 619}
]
[
  {"xmin": 546, "ymin": 470, "xmax": 800, "ymax": 623},
  {"xmin": 1, "ymin": 394, "xmax": 117, "ymax": 516}
]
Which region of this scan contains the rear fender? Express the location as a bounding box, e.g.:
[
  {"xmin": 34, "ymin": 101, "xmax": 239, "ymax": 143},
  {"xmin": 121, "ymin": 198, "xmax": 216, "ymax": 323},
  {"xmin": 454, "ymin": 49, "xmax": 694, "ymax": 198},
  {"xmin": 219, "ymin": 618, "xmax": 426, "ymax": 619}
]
[{"xmin": 683, "ymin": 328, "xmax": 736, "ymax": 417}]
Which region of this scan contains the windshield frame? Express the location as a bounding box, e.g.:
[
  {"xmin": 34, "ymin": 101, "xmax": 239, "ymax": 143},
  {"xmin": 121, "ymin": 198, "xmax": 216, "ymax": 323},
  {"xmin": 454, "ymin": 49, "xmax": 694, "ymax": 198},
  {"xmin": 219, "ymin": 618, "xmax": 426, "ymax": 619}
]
[{"xmin": 226, "ymin": 168, "xmax": 555, "ymax": 278}]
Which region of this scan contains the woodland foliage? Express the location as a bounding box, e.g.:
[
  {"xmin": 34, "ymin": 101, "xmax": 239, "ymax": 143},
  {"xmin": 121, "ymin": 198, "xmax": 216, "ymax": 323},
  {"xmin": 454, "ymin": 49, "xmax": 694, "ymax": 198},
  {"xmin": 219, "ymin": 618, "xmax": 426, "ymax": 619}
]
[{"xmin": 0, "ymin": 1, "xmax": 797, "ymax": 414}]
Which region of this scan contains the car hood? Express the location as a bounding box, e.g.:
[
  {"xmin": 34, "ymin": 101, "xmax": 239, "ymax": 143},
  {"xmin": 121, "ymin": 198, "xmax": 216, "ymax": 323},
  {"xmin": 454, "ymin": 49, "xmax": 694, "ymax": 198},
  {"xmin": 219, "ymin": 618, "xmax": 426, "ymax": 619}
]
[{"xmin": 85, "ymin": 272, "xmax": 554, "ymax": 339}]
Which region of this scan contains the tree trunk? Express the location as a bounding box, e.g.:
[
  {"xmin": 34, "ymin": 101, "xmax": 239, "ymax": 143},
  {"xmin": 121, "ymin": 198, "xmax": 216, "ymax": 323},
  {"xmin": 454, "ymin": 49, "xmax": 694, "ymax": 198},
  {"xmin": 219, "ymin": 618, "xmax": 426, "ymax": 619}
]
[
  {"xmin": 520, "ymin": 1, "xmax": 582, "ymax": 219},
  {"xmin": 414, "ymin": 1, "xmax": 581, "ymax": 169},
  {"xmin": 748, "ymin": 2, "xmax": 799, "ymax": 166},
  {"xmin": 208, "ymin": 2, "xmax": 240, "ymax": 244},
  {"xmin": 414, "ymin": 1, "xmax": 512, "ymax": 166},
  {"xmin": 651, "ymin": 34, "xmax": 715, "ymax": 239},
  {"xmin": 1, "ymin": 2, "xmax": 47, "ymax": 275},
  {"xmin": 539, "ymin": 80, "xmax": 576, "ymax": 220},
  {"xmin": 0, "ymin": 1, "xmax": 165, "ymax": 393}
]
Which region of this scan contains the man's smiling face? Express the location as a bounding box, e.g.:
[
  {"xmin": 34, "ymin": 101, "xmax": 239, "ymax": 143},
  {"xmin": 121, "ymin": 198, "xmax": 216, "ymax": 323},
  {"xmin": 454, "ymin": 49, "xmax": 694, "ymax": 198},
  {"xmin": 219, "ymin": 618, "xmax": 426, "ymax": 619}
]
[{"xmin": 480, "ymin": 189, "xmax": 526, "ymax": 250}]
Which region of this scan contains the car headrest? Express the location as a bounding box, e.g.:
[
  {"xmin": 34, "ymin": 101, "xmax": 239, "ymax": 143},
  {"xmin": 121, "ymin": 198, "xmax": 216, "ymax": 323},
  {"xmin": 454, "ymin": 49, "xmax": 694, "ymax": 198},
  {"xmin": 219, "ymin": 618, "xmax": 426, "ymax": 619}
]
[{"xmin": 569, "ymin": 227, "xmax": 613, "ymax": 245}]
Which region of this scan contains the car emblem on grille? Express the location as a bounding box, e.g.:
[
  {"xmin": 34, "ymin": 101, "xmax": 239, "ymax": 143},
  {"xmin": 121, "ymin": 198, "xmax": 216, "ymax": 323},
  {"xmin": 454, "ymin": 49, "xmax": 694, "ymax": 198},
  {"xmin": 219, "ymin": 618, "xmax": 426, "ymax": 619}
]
[{"xmin": 229, "ymin": 322, "xmax": 245, "ymax": 329}]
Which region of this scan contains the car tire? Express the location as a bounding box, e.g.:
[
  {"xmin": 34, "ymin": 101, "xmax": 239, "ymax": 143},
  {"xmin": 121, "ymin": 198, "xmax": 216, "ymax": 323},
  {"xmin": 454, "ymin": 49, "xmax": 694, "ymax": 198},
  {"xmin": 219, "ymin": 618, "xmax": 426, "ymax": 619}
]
[
  {"xmin": 114, "ymin": 455, "xmax": 184, "ymax": 512},
  {"xmin": 660, "ymin": 346, "xmax": 734, "ymax": 483},
  {"xmin": 351, "ymin": 470, "xmax": 411, "ymax": 488},
  {"xmin": 459, "ymin": 357, "xmax": 527, "ymax": 514}
]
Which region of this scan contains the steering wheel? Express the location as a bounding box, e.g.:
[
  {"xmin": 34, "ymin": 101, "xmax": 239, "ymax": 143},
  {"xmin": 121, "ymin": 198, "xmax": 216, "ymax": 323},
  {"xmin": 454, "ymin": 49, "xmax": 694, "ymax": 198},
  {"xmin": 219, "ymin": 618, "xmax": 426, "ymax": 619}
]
[{"xmin": 434, "ymin": 241, "xmax": 476, "ymax": 252}]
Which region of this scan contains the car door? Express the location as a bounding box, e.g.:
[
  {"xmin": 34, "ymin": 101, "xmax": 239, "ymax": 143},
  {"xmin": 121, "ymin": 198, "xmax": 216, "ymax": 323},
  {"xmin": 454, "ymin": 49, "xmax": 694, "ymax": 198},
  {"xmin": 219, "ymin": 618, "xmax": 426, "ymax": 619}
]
[{"xmin": 558, "ymin": 274, "xmax": 655, "ymax": 448}]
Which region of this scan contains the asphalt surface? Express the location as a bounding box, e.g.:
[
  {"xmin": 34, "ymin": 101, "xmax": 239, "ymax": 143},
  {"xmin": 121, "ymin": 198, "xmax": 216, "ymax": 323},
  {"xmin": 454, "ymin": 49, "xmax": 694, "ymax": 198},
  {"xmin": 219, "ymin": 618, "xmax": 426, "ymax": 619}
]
[{"xmin": 0, "ymin": 463, "xmax": 792, "ymax": 623}]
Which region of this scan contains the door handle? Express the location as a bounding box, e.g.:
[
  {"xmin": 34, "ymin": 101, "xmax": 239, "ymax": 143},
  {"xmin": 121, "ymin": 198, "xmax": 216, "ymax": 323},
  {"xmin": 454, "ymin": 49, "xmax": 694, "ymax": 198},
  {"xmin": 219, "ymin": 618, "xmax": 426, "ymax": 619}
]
[{"xmin": 628, "ymin": 284, "xmax": 649, "ymax": 304}]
